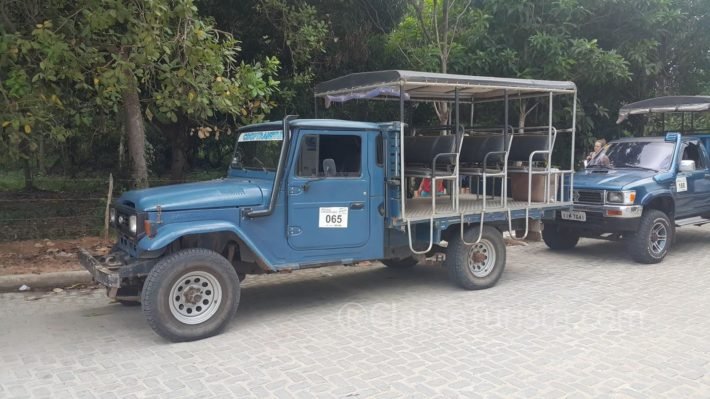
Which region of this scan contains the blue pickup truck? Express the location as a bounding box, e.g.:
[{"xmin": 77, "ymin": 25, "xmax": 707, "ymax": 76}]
[
  {"xmin": 80, "ymin": 70, "xmax": 577, "ymax": 341},
  {"xmin": 542, "ymin": 96, "xmax": 710, "ymax": 263}
]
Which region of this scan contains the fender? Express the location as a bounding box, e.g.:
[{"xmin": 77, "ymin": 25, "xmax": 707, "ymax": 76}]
[
  {"xmin": 137, "ymin": 220, "xmax": 275, "ymax": 270},
  {"xmin": 640, "ymin": 190, "xmax": 675, "ymax": 210}
]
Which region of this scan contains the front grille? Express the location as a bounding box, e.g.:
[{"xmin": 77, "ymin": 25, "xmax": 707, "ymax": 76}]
[{"xmin": 574, "ymin": 190, "xmax": 604, "ymax": 204}]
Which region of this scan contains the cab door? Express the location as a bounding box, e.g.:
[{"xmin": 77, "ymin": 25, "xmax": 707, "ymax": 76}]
[
  {"xmin": 675, "ymin": 141, "xmax": 710, "ymax": 217},
  {"xmin": 286, "ymin": 130, "xmax": 371, "ymax": 250}
]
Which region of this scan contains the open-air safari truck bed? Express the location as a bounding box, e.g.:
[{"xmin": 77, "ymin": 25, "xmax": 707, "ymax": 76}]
[{"xmin": 314, "ymin": 71, "xmax": 577, "ymax": 278}]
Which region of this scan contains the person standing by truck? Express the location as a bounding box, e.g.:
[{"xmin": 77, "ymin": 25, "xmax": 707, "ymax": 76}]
[{"xmin": 586, "ymin": 139, "xmax": 610, "ymax": 167}]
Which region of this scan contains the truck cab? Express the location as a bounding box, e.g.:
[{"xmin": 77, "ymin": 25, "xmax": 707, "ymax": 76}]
[
  {"xmin": 543, "ymin": 96, "xmax": 710, "ymax": 263},
  {"xmin": 80, "ymin": 70, "xmax": 578, "ymax": 342}
]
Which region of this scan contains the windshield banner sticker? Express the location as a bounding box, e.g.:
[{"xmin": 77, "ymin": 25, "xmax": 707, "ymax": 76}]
[
  {"xmin": 676, "ymin": 176, "xmax": 688, "ymax": 192},
  {"xmin": 319, "ymin": 207, "xmax": 349, "ymax": 228},
  {"xmin": 238, "ymin": 130, "xmax": 283, "ymax": 142}
]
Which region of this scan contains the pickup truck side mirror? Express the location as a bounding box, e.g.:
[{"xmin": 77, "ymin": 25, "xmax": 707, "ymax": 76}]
[{"xmin": 679, "ymin": 159, "xmax": 695, "ymax": 173}]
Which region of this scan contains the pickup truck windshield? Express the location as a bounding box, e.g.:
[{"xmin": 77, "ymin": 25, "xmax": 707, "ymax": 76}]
[
  {"xmin": 598, "ymin": 141, "xmax": 675, "ymax": 171},
  {"xmin": 231, "ymin": 130, "xmax": 283, "ymax": 171}
]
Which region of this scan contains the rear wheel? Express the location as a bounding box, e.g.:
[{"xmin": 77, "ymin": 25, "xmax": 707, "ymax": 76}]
[
  {"xmin": 446, "ymin": 225, "xmax": 506, "ymax": 290},
  {"xmin": 381, "ymin": 257, "xmax": 418, "ymax": 269},
  {"xmin": 141, "ymin": 248, "xmax": 240, "ymax": 342},
  {"xmin": 626, "ymin": 209, "xmax": 672, "ymax": 264},
  {"xmin": 542, "ymin": 224, "xmax": 580, "ymax": 250}
]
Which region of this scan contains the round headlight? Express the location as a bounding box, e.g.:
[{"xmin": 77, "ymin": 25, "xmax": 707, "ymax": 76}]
[
  {"xmin": 129, "ymin": 215, "xmax": 137, "ymax": 233},
  {"xmin": 109, "ymin": 208, "xmax": 116, "ymax": 224}
]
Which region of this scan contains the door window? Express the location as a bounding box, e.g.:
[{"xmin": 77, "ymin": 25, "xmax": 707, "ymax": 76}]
[
  {"xmin": 682, "ymin": 143, "xmax": 705, "ymax": 170},
  {"xmin": 296, "ymin": 134, "xmax": 362, "ymax": 177}
]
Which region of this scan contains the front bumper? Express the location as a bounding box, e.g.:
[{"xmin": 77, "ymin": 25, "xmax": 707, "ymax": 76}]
[
  {"xmin": 78, "ymin": 248, "xmax": 159, "ymax": 288},
  {"xmin": 78, "ymin": 248, "xmax": 121, "ymax": 288},
  {"xmin": 546, "ymin": 204, "xmax": 643, "ymax": 232},
  {"xmin": 574, "ymin": 204, "xmax": 643, "ymax": 218}
]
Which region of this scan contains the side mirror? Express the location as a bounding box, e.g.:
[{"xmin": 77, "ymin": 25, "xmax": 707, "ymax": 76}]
[
  {"xmin": 665, "ymin": 132, "xmax": 680, "ymax": 142},
  {"xmin": 680, "ymin": 159, "xmax": 695, "ymax": 173}
]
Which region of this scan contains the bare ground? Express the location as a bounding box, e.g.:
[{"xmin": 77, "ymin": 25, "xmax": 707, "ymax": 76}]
[{"xmin": 0, "ymin": 237, "xmax": 112, "ymax": 276}]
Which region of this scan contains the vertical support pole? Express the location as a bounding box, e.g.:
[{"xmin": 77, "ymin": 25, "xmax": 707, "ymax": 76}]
[
  {"xmin": 504, "ymin": 90, "xmax": 509, "ymax": 150},
  {"xmin": 400, "ymin": 82, "xmax": 406, "ymax": 221},
  {"xmin": 681, "ymin": 113, "xmax": 685, "ymax": 133},
  {"xmin": 103, "ymin": 173, "xmax": 114, "ymax": 240},
  {"xmin": 455, "ymin": 88, "xmax": 460, "ymax": 142},
  {"xmin": 503, "ymin": 90, "xmax": 509, "ymax": 203},
  {"xmin": 470, "ymin": 98, "xmax": 475, "ymax": 127},
  {"xmin": 314, "ymin": 92, "xmax": 318, "ymax": 118},
  {"xmin": 454, "ymin": 88, "xmax": 460, "ymax": 209},
  {"xmin": 570, "ymin": 91, "xmax": 577, "ymax": 203},
  {"xmin": 661, "ymin": 113, "xmax": 665, "ymax": 134},
  {"xmin": 691, "ymin": 112, "xmax": 695, "ymax": 133},
  {"xmin": 547, "ymin": 92, "xmax": 553, "ymax": 203}
]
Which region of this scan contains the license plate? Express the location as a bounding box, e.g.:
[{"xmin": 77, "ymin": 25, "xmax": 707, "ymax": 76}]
[{"xmin": 561, "ymin": 210, "xmax": 586, "ymax": 222}]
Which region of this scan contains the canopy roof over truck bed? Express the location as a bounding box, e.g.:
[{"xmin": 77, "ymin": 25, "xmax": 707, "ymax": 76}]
[
  {"xmin": 617, "ymin": 96, "xmax": 710, "ymax": 123},
  {"xmin": 314, "ymin": 70, "xmax": 576, "ymax": 104}
]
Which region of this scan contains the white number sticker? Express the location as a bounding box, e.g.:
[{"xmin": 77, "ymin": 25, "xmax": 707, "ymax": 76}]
[
  {"xmin": 319, "ymin": 207, "xmax": 349, "ymax": 228},
  {"xmin": 676, "ymin": 176, "xmax": 688, "ymax": 192}
]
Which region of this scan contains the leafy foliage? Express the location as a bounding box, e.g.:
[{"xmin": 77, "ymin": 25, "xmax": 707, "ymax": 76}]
[{"xmin": 1, "ymin": 0, "xmax": 279, "ymax": 184}]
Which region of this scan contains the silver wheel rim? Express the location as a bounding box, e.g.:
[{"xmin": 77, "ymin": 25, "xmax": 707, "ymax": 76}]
[
  {"xmin": 169, "ymin": 271, "xmax": 222, "ymax": 325},
  {"xmin": 649, "ymin": 221, "xmax": 668, "ymax": 256},
  {"xmin": 467, "ymin": 239, "xmax": 496, "ymax": 278}
]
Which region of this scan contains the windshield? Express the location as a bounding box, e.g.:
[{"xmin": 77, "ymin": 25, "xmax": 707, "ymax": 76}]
[
  {"xmin": 231, "ymin": 130, "xmax": 283, "ymax": 172},
  {"xmin": 595, "ymin": 141, "xmax": 675, "ymax": 171}
]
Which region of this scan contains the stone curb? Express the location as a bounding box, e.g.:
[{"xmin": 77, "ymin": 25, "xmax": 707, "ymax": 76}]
[{"xmin": 0, "ymin": 271, "xmax": 92, "ymax": 293}]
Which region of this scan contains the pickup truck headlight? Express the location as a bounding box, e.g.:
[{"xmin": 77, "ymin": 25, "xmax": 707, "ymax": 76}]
[
  {"xmin": 606, "ymin": 190, "xmax": 636, "ymax": 205},
  {"xmin": 129, "ymin": 215, "xmax": 137, "ymax": 233}
]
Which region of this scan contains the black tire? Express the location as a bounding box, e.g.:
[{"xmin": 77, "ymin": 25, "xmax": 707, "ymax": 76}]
[
  {"xmin": 626, "ymin": 209, "xmax": 673, "ymax": 264},
  {"xmin": 446, "ymin": 225, "xmax": 506, "ymax": 290},
  {"xmin": 141, "ymin": 248, "xmax": 240, "ymax": 342},
  {"xmin": 542, "ymin": 224, "xmax": 580, "ymax": 250},
  {"xmin": 381, "ymin": 257, "xmax": 418, "ymax": 269}
]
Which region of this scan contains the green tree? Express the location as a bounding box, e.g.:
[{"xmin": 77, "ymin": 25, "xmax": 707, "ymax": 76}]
[{"xmin": 1, "ymin": 0, "xmax": 280, "ymax": 187}]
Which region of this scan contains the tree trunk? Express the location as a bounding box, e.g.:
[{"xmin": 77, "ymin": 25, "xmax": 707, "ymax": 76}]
[
  {"xmin": 169, "ymin": 126, "xmax": 189, "ymax": 183},
  {"xmin": 22, "ymin": 155, "xmax": 33, "ymax": 191},
  {"xmin": 38, "ymin": 135, "xmax": 45, "ymax": 175},
  {"xmin": 122, "ymin": 70, "xmax": 149, "ymax": 189},
  {"xmin": 20, "ymin": 139, "xmax": 34, "ymax": 191}
]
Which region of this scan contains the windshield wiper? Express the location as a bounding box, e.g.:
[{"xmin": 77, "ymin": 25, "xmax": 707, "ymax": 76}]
[
  {"xmin": 618, "ymin": 163, "xmax": 658, "ymax": 172},
  {"xmin": 586, "ymin": 164, "xmax": 611, "ymax": 169}
]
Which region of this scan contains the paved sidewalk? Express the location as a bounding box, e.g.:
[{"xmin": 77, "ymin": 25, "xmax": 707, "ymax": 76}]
[{"xmin": 1, "ymin": 227, "xmax": 710, "ymax": 398}]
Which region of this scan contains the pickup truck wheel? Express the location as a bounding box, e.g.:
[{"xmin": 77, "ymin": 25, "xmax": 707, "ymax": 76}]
[
  {"xmin": 626, "ymin": 209, "xmax": 673, "ymax": 264},
  {"xmin": 446, "ymin": 225, "xmax": 506, "ymax": 290},
  {"xmin": 141, "ymin": 248, "xmax": 240, "ymax": 342},
  {"xmin": 542, "ymin": 224, "xmax": 580, "ymax": 250},
  {"xmin": 381, "ymin": 257, "xmax": 418, "ymax": 269}
]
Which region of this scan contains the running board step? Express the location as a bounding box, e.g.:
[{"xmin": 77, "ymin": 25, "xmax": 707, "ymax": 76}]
[{"xmin": 675, "ymin": 216, "xmax": 710, "ymax": 227}]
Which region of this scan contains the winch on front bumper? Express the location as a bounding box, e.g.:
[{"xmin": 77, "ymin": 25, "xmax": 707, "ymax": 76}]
[{"xmin": 78, "ymin": 248, "xmax": 158, "ymax": 288}]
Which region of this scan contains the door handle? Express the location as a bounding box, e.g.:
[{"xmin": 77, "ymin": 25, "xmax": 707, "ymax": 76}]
[{"xmin": 350, "ymin": 202, "xmax": 365, "ymax": 210}]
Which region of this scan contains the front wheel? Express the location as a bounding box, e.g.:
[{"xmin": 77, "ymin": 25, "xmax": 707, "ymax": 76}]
[
  {"xmin": 542, "ymin": 224, "xmax": 580, "ymax": 250},
  {"xmin": 626, "ymin": 209, "xmax": 673, "ymax": 264},
  {"xmin": 141, "ymin": 248, "xmax": 240, "ymax": 342},
  {"xmin": 446, "ymin": 225, "xmax": 506, "ymax": 290}
]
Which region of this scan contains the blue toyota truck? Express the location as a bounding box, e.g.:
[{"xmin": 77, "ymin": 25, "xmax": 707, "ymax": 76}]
[
  {"xmin": 542, "ymin": 96, "xmax": 710, "ymax": 263},
  {"xmin": 80, "ymin": 70, "xmax": 578, "ymax": 341}
]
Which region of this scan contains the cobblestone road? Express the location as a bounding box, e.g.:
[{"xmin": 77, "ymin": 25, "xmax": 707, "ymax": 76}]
[{"xmin": 2, "ymin": 226, "xmax": 710, "ymax": 398}]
